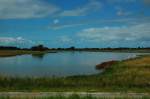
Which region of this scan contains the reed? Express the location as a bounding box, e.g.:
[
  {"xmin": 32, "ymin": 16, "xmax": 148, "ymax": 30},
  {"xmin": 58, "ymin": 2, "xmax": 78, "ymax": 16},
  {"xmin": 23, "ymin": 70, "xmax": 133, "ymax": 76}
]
[{"xmin": 0, "ymin": 94, "xmax": 149, "ymax": 99}]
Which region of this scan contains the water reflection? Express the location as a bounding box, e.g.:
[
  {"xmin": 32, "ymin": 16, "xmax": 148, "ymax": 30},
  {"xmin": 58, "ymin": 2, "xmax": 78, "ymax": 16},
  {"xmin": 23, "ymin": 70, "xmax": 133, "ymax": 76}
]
[
  {"xmin": 32, "ymin": 53, "xmax": 45, "ymax": 59},
  {"xmin": 0, "ymin": 52, "xmax": 142, "ymax": 77}
]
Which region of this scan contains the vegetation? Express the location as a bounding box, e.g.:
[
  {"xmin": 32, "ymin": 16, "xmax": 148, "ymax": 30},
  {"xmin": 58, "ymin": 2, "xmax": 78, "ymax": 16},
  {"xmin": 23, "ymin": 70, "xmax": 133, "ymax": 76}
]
[
  {"xmin": 0, "ymin": 45, "xmax": 150, "ymax": 57},
  {"xmin": 0, "ymin": 44, "xmax": 56, "ymax": 57},
  {"xmin": 0, "ymin": 45, "xmax": 150, "ymax": 52},
  {"xmin": 0, "ymin": 55, "xmax": 149, "ymax": 92},
  {"xmin": 0, "ymin": 95, "xmax": 96, "ymax": 99},
  {"xmin": 96, "ymin": 60, "xmax": 118, "ymax": 69},
  {"xmin": 0, "ymin": 94, "xmax": 149, "ymax": 99},
  {"xmin": 31, "ymin": 45, "xmax": 49, "ymax": 51},
  {"xmin": 49, "ymin": 47, "xmax": 150, "ymax": 52},
  {"xmin": 0, "ymin": 45, "xmax": 49, "ymax": 51},
  {"xmin": 0, "ymin": 50, "xmax": 51, "ymax": 57},
  {"xmin": 0, "ymin": 46, "xmax": 21, "ymax": 50}
]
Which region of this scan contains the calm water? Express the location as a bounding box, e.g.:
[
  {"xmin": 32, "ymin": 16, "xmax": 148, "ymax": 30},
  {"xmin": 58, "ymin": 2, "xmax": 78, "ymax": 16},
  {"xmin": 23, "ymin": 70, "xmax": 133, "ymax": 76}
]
[{"xmin": 0, "ymin": 51, "xmax": 142, "ymax": 77}]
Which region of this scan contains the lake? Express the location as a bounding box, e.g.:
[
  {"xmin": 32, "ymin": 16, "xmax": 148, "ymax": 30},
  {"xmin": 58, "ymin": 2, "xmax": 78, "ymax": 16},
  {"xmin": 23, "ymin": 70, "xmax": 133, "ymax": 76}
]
[{"xmin": 0, "ymin": 51, "xmax": 142, "ymax": 77}]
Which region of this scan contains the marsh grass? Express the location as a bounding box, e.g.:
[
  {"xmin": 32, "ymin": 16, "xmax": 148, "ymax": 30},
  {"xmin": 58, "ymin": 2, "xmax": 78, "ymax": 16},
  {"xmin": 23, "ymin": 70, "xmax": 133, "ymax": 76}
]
[
  {"xmin": 0, "ymin": 50, "xmax": 51, "ymax": 57},
  {"xmin": 0, "ymin": 56, "xmax": 149, "ymax": 92},
  {"xmin": 0, "ymin": 94, "xmax": 149, "ymax": 99}
]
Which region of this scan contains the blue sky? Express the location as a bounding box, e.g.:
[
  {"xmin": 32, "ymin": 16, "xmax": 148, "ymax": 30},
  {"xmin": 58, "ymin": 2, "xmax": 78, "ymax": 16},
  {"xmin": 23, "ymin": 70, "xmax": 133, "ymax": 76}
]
[{"xmin": 0, "ymin": 0, "xmax": 150, "ymax": 48}]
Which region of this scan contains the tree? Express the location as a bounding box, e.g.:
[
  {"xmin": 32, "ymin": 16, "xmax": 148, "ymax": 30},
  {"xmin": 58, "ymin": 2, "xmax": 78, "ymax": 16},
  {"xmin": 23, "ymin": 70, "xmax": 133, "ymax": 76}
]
[
  {"xmin": 69, "ymin": 46, "xmax": 75, "ymax": 50},
  {"xmin": 31, "ymin": 44, "xmax": 48, "ymax": 51}
]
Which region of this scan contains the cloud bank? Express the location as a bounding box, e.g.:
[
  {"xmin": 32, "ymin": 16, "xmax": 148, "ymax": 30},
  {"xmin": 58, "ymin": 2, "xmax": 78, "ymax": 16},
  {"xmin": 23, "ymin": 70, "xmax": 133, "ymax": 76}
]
[
  {"xmin": 0, "ymin": 0, "xmax": 59, "ymax": 19},
  {"xmin": 0, "ymin": 0, "xmax": 102, "ymax": 19},
  {"xmin": 59, "ymin": 0, "xmax": 102, "ymax": 17},
  {"xmin": 78, "ymin": 23, "xmax": 150, "ymax": 42},
  {"xmin": 0, "ymin": 37, "xmax": 34, "ymax": 47}
]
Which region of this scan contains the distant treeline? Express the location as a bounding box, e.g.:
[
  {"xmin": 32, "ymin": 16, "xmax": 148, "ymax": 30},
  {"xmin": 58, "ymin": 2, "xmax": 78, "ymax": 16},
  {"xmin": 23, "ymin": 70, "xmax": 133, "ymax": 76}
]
[
  {"xmin": 0, "ymin": 45, "xmax": 150, "ymax": 51},
  {"xmin": 0, "ymin": 46, "xmax": 21, "ymax": 50},
  {"xmin": 0, "ymin": 45, "xmax": 49, "ymax": 51},
  {"xmin": 50, "ymin": 47, "xmax": 150, "ymax": 50}
]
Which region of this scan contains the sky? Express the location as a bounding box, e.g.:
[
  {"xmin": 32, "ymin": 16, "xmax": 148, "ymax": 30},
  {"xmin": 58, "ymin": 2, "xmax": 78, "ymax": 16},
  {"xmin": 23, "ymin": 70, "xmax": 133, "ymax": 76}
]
[{"xmin": 0, "ymin": 0, "xmax": 150, "ymax": 48}]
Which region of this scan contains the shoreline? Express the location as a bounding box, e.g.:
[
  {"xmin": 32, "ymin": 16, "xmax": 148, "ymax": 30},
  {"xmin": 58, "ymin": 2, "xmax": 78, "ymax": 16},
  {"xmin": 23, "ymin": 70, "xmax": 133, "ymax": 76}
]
[
  {"xmin": 0, "ymin": 50, "xmax": 57, "ymax": 57},
  {"xmin": 0, "ymin": 55, "xmax": 149, "ymax": 92},
  {"xmin": 0, "ymin": 50, "xmax": 149, "ymax": 57}
]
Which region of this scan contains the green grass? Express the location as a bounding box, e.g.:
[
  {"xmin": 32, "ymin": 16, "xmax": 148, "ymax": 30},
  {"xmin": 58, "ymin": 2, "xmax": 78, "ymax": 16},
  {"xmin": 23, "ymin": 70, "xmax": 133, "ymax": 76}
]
[
  {"xmin": 0, "ymin": 95, "xmax": 96, "ymax": 99},
  {"xmin": 0, "ymin": 94, "xmax": 149, "ymax": 99},
  {"xmin": 0, "ymin": 55, "xmax": 149, "ymax": 92}
]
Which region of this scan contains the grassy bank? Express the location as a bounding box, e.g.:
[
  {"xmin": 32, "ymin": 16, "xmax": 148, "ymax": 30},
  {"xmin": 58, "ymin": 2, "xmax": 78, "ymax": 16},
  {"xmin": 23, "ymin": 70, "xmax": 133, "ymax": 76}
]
[
  {"xmin": 0, "ymin": 94, "xmax": 149, "ymax": 99},
  {"xmin": 0, "ymin": 49, "xmax": 149, "ymax": 57},
  {"xmin": 0, "ymin": 55, "xmax": 149, "ymax": 92},
  {"xmin": 0, "ymin": 50, "xmax": 56, "ymax": 57},
  {"xmin": 0, "ymin": 95, "xmax": 98, "ymax": 99}
]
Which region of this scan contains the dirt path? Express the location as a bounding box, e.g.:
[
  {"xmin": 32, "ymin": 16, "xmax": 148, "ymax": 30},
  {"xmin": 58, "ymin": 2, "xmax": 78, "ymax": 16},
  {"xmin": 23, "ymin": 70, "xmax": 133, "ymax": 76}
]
[{"xmin": 0, "ymin": 92, "xmax": 149, "ymax": 98}]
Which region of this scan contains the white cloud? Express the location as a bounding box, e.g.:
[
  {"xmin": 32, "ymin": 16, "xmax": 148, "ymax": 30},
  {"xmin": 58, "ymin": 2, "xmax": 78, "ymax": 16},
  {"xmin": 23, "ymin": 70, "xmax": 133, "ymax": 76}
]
[
  {"xmin": 49, "ymin": 17, "xmax": 150, "ymax": 29},
  {"xmin": 107, "ymin": 0, "xmax": 137, "ymax": 3},
  {"xmin": 53, "ymin": 19, "xmax": 59, "ymax": 24},
  {"xmin": 58, "ymin": 36, "xmax": 73, "ymax": 43},
  {"xmin": 50, "ymin": 23, "xmax": 85, "ymax": 30},
  {"xmin": 0, "ymin": 0, "xmax": 59, "ymax": 19},
  {"xmin": 0, "ymin": 37, "xmax": 34, "ymax": 47},
  {"xmin": 78, "ymin": 23, "xmax": 150, "ymax": 42},
  {"xmin": 116, "ymin": 7, "xmax": 131, "ymax": 16},
  {"xmin": 59, "ymin": 0, "xmax": 102, "ymax": 17}
]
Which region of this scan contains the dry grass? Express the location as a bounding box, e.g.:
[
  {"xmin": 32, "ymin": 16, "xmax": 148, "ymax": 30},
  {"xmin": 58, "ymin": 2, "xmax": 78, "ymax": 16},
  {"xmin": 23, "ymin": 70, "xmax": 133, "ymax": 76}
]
[
  {"xmin": 0, "ymin": 50, "xmax": 50, "ymax": 57},
  {"xmin": 96, "ymin": 60, "xmax": 119, "ymax": 69},
  {"xmin": 101, "ymin": 55, "xmax": 150, "ymax": 90},
  {"xmin": 124, "ymin": 56, "xmax": 150, "ymax": 66}
]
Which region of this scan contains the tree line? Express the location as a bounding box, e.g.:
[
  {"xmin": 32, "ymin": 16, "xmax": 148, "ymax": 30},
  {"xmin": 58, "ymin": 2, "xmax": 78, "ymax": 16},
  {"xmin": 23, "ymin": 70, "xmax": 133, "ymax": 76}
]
[{"xmin": 0, "ymin": 45, "xmax": 150, "ymax": 51}]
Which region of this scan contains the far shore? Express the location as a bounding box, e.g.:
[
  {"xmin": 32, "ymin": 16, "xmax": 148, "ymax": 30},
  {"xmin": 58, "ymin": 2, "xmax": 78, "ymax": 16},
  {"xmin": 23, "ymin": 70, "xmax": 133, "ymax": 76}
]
[
  {"xmin": 0, "ymin": 48, "xmax": 150, "ymax": 57},
  {"xmin": 0, "ymin": 50, "xmax": 57, "ymax": 57}
]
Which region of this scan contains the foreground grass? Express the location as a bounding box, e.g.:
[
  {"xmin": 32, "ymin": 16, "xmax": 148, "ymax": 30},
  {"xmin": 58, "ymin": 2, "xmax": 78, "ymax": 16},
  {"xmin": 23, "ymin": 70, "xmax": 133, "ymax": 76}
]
[
  {"xmin": 0, "ymin": 95, "xmax": 97, "ymax": 99},
  {"xmin": 0, "ymin": 56, "xmax": 150, "ymax": 92},
  {"xmin": 0, "ymin": 94, "xmax": 149, "ymax": 99}
]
